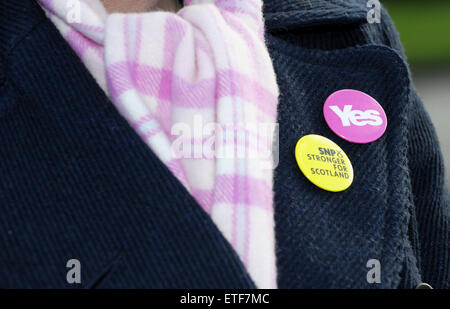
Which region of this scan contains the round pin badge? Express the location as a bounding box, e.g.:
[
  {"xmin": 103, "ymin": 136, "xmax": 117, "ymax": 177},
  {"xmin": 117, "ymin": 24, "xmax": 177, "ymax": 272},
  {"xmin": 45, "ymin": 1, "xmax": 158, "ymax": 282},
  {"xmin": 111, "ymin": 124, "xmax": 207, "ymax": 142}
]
[
  {"xmin": 323, "ymin": 89, "xmax": 387, "ymax": 144},
  {"xmin": 295, "ymin": 134, "xmax": 354, "ymax": 192}
]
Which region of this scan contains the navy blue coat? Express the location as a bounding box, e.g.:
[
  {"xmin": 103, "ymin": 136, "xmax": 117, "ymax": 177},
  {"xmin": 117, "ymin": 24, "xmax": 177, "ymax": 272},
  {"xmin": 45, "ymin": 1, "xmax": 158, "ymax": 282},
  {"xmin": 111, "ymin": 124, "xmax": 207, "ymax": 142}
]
[{"xmin": 0, "ymin": 0, "xmax": 448, "ymax": 288}]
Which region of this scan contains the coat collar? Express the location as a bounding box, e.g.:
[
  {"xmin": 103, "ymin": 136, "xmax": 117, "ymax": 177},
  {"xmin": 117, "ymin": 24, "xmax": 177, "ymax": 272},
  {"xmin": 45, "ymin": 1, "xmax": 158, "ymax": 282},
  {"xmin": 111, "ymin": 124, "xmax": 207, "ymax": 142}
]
[
  {"xmin": 0, "ymin": 0, "xmax": 370, "ymax": 55},
  {"xmin": 263, "ymin": 0, "xmax": 369, "ymax": 31}
]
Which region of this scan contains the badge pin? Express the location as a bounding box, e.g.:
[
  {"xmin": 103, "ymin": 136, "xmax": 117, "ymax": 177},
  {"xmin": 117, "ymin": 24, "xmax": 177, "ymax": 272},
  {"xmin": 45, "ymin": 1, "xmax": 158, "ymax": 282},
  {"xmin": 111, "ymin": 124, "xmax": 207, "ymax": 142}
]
[
  {"xmin": 295, "ymin": 134, "xmax": 354, "ymax": 192},
  {"xmin": 323, "ymin": 89, "xmax": 387, "ymax": 144}
]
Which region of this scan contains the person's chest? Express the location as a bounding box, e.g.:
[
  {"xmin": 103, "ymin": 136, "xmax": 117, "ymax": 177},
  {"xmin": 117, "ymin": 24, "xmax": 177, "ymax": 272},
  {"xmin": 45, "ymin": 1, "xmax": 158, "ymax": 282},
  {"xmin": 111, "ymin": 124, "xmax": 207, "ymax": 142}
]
[{"xmin": 0, "ymin": 0, "xmax": 419, "ymax": 288}]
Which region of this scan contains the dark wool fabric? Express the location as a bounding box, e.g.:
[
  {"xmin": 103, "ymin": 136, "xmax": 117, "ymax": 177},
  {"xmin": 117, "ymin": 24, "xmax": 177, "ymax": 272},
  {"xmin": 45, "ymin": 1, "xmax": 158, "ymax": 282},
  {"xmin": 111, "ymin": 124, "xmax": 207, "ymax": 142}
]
[{"xmin": 0, "ymin": 0, "xmax": 448, "ymax": 289}]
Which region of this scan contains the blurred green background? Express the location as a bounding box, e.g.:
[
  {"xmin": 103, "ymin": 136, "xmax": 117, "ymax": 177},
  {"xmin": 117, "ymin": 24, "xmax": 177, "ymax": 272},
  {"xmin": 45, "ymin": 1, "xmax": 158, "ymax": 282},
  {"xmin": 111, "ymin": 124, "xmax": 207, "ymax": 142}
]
[
  {"xmin": 383, "ymin": 0, "xmax": 450, "ymax": 68},
  {"xmin": 383, "ymin": 0, "xmax": 450, "ymax": 183}
]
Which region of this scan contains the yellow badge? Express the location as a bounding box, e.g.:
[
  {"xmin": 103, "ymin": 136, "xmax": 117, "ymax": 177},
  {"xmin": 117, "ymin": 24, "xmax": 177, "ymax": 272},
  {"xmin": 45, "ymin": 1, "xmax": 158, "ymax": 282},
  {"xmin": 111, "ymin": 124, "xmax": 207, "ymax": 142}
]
[{"xmin": 295, "ymin": 134, "xmax": 354, "ymax": 192}]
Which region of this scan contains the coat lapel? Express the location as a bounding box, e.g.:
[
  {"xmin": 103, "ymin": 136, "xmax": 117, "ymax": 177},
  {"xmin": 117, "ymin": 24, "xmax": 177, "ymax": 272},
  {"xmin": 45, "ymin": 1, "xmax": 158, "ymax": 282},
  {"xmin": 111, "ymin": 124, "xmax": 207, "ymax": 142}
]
[
  {"xmin": 0, "ymin": 0, "xmax": 255, "ymax": 288},
  {"xmin": 266, "ymin": 0, "xmax": 417, "ymax": 288}
]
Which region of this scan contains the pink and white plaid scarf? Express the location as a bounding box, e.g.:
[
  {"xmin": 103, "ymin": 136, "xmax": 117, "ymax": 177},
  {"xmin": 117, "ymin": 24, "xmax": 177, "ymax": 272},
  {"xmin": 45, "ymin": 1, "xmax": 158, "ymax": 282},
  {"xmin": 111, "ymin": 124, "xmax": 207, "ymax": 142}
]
[{"xmin": 39, "ymin": 0, "xmax": 279, "ymax": 288}]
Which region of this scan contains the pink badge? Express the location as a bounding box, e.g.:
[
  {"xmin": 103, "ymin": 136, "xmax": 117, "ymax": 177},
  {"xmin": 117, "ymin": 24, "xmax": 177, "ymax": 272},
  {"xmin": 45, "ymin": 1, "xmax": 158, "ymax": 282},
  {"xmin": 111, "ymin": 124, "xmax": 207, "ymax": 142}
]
[{"xmin": 323, "ymin": 89, "xmax": 387, "ymax": 144}]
